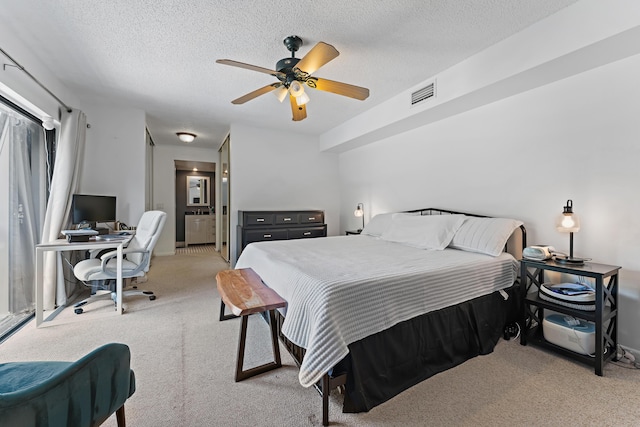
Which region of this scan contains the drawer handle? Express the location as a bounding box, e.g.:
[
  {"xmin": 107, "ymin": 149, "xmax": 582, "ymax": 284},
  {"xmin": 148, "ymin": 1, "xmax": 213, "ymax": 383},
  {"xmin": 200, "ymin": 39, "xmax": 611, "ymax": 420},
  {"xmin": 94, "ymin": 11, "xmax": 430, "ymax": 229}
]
[
  {"xmin": 256, "ymin": 218, "xmax": 265, "ymax": 222},
  {"xmin": 283, "ymin": 218, "xmax": 292, "ymax": 221},
  {"xmin": 263, "ymin": 234, "xmax": 272, "ymax": 238},
  {"xmin": 303, "ymin": 232, "xmax": 311, "ymax": 236},
  {"xmin": 308, "ymin": 217, "xmax": 316, "ymax": 220}
]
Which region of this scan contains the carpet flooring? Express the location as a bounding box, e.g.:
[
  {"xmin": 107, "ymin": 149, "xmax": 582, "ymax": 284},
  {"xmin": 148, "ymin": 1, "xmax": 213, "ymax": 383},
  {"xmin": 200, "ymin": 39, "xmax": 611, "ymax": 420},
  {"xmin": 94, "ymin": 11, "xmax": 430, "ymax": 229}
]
[{"xmin": 1, "ymin": 250, "xmax": 640, "ymax": 426}]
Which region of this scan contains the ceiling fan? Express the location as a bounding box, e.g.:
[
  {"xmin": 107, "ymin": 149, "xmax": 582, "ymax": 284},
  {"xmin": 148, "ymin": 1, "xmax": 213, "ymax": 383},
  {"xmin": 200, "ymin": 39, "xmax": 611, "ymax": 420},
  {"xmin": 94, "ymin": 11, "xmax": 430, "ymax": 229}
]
[{"xmin": 216, "ymin": 36, "xmax": 370, "ymax": 122}]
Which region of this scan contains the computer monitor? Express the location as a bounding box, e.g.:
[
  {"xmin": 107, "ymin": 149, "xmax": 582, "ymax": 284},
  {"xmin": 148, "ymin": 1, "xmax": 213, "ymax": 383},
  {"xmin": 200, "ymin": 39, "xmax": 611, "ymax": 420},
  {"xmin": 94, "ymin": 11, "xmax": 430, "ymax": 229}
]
[{"xmin": 71, "ymin": 194, "xmax": 117, "ymax": 229}]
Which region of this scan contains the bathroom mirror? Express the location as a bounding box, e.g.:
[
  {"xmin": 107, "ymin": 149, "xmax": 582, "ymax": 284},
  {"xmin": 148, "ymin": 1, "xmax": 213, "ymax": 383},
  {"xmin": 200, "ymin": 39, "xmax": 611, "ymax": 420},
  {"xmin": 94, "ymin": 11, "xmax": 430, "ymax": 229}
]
[{"xmin": 187, "ymin": 176, "xmax": 210, "ymax": 206}]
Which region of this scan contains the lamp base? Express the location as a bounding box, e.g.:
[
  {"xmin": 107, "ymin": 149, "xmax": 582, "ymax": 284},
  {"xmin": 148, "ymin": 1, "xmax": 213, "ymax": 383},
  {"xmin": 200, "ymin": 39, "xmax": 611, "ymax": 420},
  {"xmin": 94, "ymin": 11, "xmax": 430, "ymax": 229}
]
[{"xmin": 554, "ymin": 255, "xmax": 586, "ymax": 266}]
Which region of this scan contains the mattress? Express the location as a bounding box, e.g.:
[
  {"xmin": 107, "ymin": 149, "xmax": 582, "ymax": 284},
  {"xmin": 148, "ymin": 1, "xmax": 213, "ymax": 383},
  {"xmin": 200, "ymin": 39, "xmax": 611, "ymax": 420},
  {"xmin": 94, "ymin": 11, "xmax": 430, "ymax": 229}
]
[{"xmin": 235, "ymin": 235, "xmax": 519, "ymax": 387}]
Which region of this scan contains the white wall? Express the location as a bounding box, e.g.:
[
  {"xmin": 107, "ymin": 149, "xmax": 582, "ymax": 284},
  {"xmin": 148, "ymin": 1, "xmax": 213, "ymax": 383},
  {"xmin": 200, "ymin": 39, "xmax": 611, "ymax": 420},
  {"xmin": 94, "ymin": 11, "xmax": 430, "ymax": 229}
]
[
  {"xmin": 230, "ymin": 123, "xmax": 340, "ymax": 264},
  {"xmin": 332, "ymin": 0, "xmax": 640, "ymax": 352},
  {"xmin": 153, "ymin": 144, "xmax": 218, "ymax": 256},
  {"xmin": 338, "ymin": 51, "xmax": 640, "ymax": 352},
  {"xmin": 322, "ymin": 0, "xmax": 640, "ymax": 153},
  {"xmin": 77, "ymin": 102, "xmax": 146, "ymax": 227}
]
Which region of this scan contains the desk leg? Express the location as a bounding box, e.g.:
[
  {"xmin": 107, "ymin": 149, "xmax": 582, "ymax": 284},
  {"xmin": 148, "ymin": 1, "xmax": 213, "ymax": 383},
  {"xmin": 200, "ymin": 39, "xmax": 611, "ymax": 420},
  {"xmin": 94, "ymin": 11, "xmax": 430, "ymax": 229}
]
[
  {"xmin": 116, "ymin": 243, "xmax": 123, "ymax": 315},
  {"xmin": 35, "ymin": 247, "xmax": 44, "ymax": 327}
]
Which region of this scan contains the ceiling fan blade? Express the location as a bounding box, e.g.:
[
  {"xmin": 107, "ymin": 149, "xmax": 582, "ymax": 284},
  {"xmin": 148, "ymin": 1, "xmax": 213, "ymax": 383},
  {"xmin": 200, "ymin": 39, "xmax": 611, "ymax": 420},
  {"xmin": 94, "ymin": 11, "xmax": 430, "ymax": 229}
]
[
  {"xmin": 290, "ymin": 95, "xmax": 307, "ymax": 121},
  {"xmin": 231, "ymin": 84, "xmax": 279, "ymax": 104},
  {"xmin": 309, "ymin": 77, "xmax": 370, "ymax": 101},
  {"xmin": 295, "ymin": 42, "xmax": 339, "ymax": 75},
  {"xmin": 216, "ymin": 59, "xmax": 285, "ymax": 79}
]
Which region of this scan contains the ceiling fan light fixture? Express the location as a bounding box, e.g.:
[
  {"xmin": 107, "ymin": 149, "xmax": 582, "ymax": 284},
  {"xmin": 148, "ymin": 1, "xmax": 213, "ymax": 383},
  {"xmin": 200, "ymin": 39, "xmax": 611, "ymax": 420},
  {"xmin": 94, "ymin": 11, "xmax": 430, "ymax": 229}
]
[
  {"xmin": 295, "ymin": 91, "xmax": 310, "ymax": 106},
  {"xmin": 289, "ymin": 80, "xmax": 305, "ymax": 97},
  {"xmin": 274, "ymin": 86, "xmax": 289, "ymax": 103},
  {"xmin": 177, "ymin": 132, "xmax": 196, "ymax": 143}
]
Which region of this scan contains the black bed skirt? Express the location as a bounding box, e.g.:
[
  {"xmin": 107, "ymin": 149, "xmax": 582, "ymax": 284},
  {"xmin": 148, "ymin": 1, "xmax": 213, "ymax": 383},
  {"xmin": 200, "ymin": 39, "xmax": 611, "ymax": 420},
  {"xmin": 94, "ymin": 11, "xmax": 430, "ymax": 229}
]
[{"xmin": 340, "ymin": 285, "xmax": 520, "ymax": 413}]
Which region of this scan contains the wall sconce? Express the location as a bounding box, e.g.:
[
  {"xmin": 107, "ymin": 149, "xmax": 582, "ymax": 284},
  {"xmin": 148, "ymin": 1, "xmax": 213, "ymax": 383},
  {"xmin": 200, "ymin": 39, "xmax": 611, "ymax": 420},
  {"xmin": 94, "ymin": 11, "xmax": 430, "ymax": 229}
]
[
  {"xmin": 354, "ymin": 203, "xmax": 364, "ymax": 232},
  {"xmin": 555, "ymin": 199, "xmax": 585, "ymax": 265},
  {"xmin": 177, "ymin": 132, "xmax": 196, "ymax": 143}
]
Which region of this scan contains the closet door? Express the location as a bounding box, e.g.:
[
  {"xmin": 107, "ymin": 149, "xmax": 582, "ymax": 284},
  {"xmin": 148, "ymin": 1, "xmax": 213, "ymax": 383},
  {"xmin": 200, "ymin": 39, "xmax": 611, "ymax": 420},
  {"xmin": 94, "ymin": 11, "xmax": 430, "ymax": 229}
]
[{"xmin": 218, "ymin": 136, "xmax": 230, "ymax": 262}]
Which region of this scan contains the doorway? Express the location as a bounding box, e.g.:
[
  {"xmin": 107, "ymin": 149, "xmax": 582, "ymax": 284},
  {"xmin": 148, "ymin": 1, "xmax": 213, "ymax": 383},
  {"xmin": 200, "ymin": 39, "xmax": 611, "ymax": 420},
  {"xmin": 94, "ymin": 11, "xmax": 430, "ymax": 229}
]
[{"xmin": 174, "ymin": 160, "xmax": 215, "ymax": 249}]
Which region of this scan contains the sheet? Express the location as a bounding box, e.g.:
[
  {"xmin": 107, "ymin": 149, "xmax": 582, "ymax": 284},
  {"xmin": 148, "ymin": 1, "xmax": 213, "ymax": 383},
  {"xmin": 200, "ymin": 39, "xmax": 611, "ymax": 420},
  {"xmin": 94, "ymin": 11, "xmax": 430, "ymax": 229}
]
[{"xmin": 235, "ymin": 235, "xmax": 519, "ymax": 387}]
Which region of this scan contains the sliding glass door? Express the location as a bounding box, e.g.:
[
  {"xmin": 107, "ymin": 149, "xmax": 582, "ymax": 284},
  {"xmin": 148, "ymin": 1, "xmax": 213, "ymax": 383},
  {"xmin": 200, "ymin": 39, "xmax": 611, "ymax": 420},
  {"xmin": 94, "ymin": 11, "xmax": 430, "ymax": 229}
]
[{"xmin": 0, "ymin": 100, "xmax": 47, "ymax": 338}]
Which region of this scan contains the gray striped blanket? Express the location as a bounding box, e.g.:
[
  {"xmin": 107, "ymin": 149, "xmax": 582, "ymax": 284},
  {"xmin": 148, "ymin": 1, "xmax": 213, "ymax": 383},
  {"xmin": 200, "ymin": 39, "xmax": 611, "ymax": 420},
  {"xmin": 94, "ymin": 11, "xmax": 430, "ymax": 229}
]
[{"xmin": 235, "ymin": 235, "xmax": 518, "ymax": 387}]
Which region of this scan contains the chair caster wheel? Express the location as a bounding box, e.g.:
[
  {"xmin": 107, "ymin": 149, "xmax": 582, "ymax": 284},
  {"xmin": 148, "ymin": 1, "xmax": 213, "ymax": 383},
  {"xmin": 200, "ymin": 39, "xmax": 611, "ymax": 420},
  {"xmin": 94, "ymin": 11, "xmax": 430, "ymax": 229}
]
[
  {"xmin": 74, "ymin": 308, "xmax": 84, "ymax": 314},
  {"xmin": 149, "ymin": 295, "xmax": 156, "ymax": 301}
]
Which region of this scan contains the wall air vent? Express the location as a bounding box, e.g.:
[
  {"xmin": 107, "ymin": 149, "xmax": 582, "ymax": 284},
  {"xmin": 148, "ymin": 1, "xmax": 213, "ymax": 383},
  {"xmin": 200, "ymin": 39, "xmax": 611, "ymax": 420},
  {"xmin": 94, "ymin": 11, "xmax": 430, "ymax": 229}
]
[{"xmin": 411, "ymin": 81, "xmax": 436, "ymax": 106}]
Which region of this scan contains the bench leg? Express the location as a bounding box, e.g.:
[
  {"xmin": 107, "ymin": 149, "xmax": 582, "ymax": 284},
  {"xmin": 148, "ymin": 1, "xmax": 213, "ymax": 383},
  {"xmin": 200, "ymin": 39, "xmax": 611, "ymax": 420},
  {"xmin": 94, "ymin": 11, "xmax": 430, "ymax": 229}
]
[
  {"xmin": 235, "ymin": 310, "xmax": 282, "ymax": 382},
  {"xmin": 219, "ymin": 299, "xmax": 238, "ymax": 321}
]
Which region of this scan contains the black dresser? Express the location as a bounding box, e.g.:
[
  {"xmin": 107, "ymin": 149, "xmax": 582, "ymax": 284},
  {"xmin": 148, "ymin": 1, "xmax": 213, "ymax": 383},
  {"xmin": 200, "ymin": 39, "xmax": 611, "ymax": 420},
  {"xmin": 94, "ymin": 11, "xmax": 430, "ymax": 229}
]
[{"xmin": 237, "ymin": 210, "xmax": 327, "ymax": 257}]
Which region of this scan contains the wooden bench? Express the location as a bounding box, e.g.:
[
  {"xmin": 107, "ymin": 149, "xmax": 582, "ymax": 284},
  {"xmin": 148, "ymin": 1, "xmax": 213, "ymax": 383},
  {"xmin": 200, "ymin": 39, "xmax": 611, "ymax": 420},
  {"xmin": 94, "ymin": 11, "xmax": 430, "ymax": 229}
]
[{"xmin": 216, "ymin": 268, "xmax": 287, "ymax": 381}]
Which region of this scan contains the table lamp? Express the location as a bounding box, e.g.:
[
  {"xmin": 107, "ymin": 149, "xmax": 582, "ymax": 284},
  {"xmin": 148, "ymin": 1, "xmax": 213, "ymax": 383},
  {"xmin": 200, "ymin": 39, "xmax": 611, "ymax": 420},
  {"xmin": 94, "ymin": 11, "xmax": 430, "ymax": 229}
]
[
  {"xmin": 555, "ymin": 199, "xmax": 585, "ymax": 265},
  {"xmin": 354, "ymin": 203, "xmax": 364, "ymax": 232}
]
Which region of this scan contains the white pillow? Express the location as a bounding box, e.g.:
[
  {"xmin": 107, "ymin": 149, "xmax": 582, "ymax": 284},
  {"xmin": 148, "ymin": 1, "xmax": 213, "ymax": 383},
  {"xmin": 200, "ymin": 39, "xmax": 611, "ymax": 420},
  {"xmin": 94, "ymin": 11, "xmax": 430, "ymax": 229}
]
[
  {"xmin": 361, "ymin": 212, "xmax": 417, "ymax": 237},
  {"xmin": 380, "ymin": 214, "xmax": 466, "ymax": 250},
  {"xmin": 449, "ymin": 217, "xmax": 524, "ymax": 256}
]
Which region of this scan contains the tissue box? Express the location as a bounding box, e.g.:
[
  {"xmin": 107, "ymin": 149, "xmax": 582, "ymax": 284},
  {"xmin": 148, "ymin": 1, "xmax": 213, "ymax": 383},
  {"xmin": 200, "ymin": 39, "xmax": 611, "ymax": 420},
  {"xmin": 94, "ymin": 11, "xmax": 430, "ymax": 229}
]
[{"xmin": 543, "ymin": 314, "xmax": 595, "ymax": 355}]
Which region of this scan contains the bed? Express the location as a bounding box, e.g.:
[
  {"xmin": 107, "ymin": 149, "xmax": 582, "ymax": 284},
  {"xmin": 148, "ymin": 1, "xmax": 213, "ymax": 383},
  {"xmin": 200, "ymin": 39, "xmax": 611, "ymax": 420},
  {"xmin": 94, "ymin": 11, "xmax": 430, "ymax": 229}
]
[{"xmin": 234, "ymin": 208, "xmax": 526, "ymax": 425}]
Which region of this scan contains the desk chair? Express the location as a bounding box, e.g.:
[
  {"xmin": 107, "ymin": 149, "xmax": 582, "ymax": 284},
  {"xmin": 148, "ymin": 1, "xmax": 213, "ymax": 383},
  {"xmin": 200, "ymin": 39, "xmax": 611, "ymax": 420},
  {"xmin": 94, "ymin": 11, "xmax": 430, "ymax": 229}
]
[
  {"xmin": 0, "ymin": 343, "xmax": 135, "ymax": 427},
  {"xmin": 73, "ymin": 210, "xmax": 166, "ymax": 314}
]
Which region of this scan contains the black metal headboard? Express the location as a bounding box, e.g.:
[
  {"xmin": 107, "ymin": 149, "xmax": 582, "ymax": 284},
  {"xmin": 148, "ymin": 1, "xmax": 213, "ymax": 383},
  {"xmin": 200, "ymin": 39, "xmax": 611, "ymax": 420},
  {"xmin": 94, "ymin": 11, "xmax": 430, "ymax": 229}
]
[{"xmin": 405, "ymin": 207, "xmax": 527, "ymax": 257}]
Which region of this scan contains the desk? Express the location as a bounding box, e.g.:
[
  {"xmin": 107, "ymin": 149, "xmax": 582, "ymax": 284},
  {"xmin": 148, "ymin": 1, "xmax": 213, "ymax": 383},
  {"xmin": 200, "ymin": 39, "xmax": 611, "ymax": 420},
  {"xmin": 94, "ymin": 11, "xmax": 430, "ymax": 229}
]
[{"xmin": 35, "ymin": 237, "xmax": 129, "ymax": 327}]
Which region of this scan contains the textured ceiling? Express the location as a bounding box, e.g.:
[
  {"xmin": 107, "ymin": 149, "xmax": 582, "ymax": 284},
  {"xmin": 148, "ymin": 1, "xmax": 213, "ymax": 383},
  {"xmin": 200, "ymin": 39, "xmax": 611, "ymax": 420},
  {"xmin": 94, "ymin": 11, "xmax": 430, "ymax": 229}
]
[{"xmin": 1, "ymin": 0, "xmax": 579, "ymax": 148}]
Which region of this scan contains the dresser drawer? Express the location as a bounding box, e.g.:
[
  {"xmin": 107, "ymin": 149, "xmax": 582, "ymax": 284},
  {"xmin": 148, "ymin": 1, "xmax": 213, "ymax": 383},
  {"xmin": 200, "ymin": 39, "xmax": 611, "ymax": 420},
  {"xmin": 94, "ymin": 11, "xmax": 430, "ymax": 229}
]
[
  {"xmin": 299, "ymin": 212, "xmax": 324, "ymax": 224},
  {"xmin": 275, "ymin": 213, "xmax": 298, "ymax": 225},
  {"xmin": 244, "ymin": 229, "xmax": 288, "ymax": 245},
  {"xmin": 244, "ymin": 213, "xmax": 274, "ymax": 226},
  {"xmin": 288, "ymin": 226, "xmax": 327, "ymax": 239}
]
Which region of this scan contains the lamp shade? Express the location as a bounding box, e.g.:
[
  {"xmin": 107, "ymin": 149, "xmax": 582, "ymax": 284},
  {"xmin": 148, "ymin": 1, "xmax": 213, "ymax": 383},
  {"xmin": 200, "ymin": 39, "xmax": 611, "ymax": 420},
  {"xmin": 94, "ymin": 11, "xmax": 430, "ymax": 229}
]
[
  {"xmin": 289, "ymin": 81, "xmax": 305, "ymax": 97},
  {"xmin": 274, "ymin": 86, "xmax": 288, "ymax": 102},
  {"xmin": 177, "ymin": 132, "xmax": 196, "ymax": 143},
  {"xmin": 295, "ymin": 91, "xmax": 310, "ymax": 106},
  {"xmin": 556, "ymin": 199, "xmax": 580, "ymax": 232}
]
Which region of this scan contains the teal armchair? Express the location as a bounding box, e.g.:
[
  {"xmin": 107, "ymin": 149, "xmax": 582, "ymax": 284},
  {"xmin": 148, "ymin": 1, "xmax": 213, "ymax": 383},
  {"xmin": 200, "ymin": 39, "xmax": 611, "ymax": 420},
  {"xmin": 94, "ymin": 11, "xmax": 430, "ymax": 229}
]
[{"xmin": 0, "ymin": 343, "xmax": 135, "ymax": 427}]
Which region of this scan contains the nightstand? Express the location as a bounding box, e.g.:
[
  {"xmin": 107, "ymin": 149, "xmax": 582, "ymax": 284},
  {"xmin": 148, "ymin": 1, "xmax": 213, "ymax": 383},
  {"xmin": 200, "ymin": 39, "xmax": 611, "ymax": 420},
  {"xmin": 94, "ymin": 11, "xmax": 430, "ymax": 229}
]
[
  {"xmin": 520, "ymin": 258, "xmax": 620, "ymax": 376},
  {"xmin": 345, "ymin": 230, "xmax": 362, "ymax": 235}
]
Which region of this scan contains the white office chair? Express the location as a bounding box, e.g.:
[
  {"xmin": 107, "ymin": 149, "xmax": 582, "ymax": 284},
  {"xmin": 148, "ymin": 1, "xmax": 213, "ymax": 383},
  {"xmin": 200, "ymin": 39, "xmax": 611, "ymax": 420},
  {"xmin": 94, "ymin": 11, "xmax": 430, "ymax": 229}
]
[{"xmin": 72, "ymin": 210, "xmax": 166, "ymax": 314}]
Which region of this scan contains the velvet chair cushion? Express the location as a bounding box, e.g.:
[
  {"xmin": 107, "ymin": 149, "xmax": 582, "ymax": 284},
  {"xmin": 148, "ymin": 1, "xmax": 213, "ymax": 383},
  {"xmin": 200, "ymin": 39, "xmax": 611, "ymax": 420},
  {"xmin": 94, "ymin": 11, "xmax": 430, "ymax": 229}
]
[{"xmin": 0, "ymin": 343, "xmax": 135, "ymax": 427}]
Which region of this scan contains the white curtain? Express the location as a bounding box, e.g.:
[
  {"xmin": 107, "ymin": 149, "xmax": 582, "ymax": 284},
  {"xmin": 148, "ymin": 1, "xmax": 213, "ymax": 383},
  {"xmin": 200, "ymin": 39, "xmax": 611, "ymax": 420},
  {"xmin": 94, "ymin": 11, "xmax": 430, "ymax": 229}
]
[
  {"xmin": 0, "ymin": 107, "xmax": 42, "ymax": 315},
  {"xmin": 41, "ymin": 109, "xmax": 86, "ymax": 309},
  {"xmin": 11, "ymin": 116, "xmax": 42, "ymax": 312}
]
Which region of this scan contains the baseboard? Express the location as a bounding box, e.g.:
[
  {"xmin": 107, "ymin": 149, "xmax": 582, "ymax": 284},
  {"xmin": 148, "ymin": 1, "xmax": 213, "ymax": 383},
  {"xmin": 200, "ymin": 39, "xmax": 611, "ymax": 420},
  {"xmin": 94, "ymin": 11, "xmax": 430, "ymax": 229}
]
[{"xmin": 155, "ymin": 250, "xmax": 176, "ymax": 256}]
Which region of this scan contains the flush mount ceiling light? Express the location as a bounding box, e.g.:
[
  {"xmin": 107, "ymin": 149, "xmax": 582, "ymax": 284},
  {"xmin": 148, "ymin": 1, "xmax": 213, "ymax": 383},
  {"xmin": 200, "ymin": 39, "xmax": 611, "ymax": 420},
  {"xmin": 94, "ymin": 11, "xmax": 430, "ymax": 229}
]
[{"xmin": 177, "ymin": 132, "xmax": 196, "ymax": 143}]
